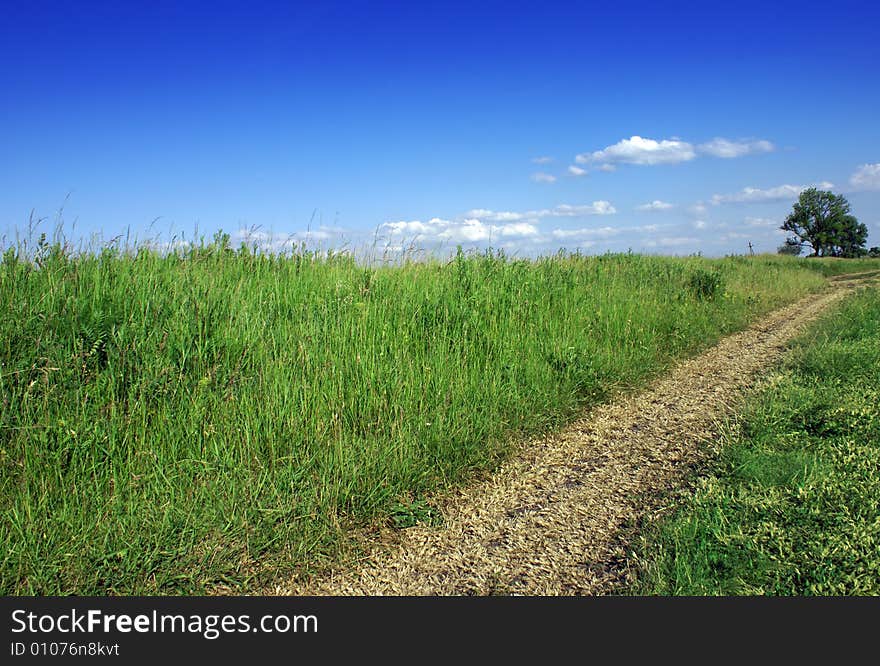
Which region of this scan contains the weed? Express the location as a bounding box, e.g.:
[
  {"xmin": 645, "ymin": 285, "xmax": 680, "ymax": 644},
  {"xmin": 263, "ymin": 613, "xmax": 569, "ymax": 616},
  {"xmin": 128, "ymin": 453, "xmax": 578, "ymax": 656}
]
[
  {"xmin": 687, "ymin": 268, "xmax": 724, "ymax": 300},
  {"xmin": 389, "ymin": 499, "xmax": 443, "ymax": 529}
]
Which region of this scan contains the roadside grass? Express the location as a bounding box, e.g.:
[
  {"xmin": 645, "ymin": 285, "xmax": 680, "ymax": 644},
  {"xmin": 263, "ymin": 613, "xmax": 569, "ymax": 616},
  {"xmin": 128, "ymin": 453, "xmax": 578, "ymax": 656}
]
[
  {"xmin": 788, "ymin": 256, "xmax": 880, "ymax": 278},
  {"xmin": 623, "ymin": 285, "xmax": 880, "ymax": 595},
  {"xmin": 2, "ymin": 230, "xmax": 876, "ymax": 594}
]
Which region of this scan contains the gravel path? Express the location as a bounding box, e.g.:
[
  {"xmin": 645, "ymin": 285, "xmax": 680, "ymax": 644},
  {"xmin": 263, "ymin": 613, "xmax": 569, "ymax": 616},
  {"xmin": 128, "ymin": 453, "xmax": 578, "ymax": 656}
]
[{"xmin": 275, "ymin": 275, "xmax": 876, "ymax": 596}]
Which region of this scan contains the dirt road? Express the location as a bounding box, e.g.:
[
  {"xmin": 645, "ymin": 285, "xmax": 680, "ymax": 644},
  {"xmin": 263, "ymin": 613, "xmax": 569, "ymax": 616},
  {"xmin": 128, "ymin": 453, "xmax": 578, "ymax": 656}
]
[{"xmin": 275, "ymin": 275, "xmax": 876, "ymax": 595}]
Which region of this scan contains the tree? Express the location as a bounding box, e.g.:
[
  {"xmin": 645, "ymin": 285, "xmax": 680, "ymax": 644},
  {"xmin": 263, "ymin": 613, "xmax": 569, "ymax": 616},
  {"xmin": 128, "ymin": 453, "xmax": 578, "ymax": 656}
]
[{"xmin": 781, "ymin": 188, "xmax": 868, "ymax": 258}]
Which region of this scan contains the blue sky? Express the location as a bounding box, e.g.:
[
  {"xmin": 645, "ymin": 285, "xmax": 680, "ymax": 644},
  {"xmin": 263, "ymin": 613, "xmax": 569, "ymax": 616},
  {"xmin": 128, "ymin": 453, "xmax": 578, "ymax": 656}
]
[{"xmin": 2, "ymin": 0, "xmax": 879, "ymax": 257}]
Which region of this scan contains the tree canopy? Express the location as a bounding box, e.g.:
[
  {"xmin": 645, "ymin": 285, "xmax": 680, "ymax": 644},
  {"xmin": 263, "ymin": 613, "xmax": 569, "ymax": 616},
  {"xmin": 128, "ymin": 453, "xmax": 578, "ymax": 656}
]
[{"xmin": 780, "ymin": 188, "xmax": 868, "ymax": 258}]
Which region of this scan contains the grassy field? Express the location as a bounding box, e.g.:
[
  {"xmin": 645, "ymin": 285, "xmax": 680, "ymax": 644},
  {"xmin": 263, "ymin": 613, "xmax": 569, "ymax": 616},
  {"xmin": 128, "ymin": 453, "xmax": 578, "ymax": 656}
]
[
  {"xmin": 623, "ymin": 285, "xmax": 880, "ymax": 595},
  {"xmin": 2, "ymin": 232, "xmax": 877, "ymax": 594}
]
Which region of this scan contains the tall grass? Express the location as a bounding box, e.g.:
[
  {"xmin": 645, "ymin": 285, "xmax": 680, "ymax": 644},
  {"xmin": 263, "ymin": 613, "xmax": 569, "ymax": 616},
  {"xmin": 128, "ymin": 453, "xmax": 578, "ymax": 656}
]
[{"xmin": 1, "ymin": 232, "xmax": 872, "ymax": 594}]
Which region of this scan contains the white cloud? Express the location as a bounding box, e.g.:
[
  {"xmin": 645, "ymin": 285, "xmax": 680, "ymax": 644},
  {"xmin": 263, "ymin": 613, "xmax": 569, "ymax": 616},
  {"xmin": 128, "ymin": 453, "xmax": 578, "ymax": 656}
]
[
  {"xmin": 238, "ymin": 228, "xmax": 271, "ymax": 243},
  {"xmin": 711, "ymin": 181, "xmax": 834, "ymax": 205},
  {"xmin": 552, "ymin": 226, "xmax": 620, "ymax": 240},
  {"xmin": 145, "ymin": 238, "xmax": 193, "ymax": 253},
  {"xmin": 465, "ymin": 209, "xmax": 525, "ymax": 222},
  {"xmin": 532, "ymin": 156, "xmax": 554, "ymax": 164},
  {"xmin": 849, "ymin": 163, "xmax": 880, "ymax": 191},
  {"xmin": 233, "ymin": 200, "xmax": 622, "ymax": 257},
  {"xmin": 377, "ymin": 202, "xmax": 620, "ymax": 254},
  {"xmin": 235, "ymin": 226, "xmax": 342, "ymax": 251},
  {"xmin": 552, "ymin": 223, "xmax": 662, "ymax": 241},
  {"xmin": 531, "ymin": 172, "xmax": 557, "ymax": 183},
  {"xmin": 636, "ymin": 200, "xmax": 674, "ymax": 211},
  {"xmin": 576, "ymin": 135, "xmax": 696, "ymax": 166},
  {"xmin": 304, "ymin": 230, "xmax": 333, "ymax": 240},
  {"xmin": 693, "ymin": 220, "xmax": 707, "ymax": 229},
  {"xmin": 457, "ymin": 219, "xmax": 493, "ymax": 242},
  {"xmin": 492, "ymin": 222, "xmax": 541, "ymax": 237},
  {"xmin": 689, "ymin": 202, "xmax": 708, "ymax": 216},
  {"xmin": 381, "ymin": 217, "xmax": 538, "ymax": 244},
  {"xmin": 567, "ymin": 165, "xmax": 587, "ymax": 176},
  {"xmin": 697, "ymin": 138, "xmax": 775, "ymax": 158},
  {"xmin": 381, "ymin": 219, "xmax": 448, "ymax": 236},
  {"xmin": 744, "ymin": 216, "xmax": 777, "ymax": 227},
  {"xmin": 551, "ymin": 202, "xmax": 617, "ymax": 216},
  {"xmin": 572, "ymin": 135, "xmax": 775, "ymax": 172},
  {"xmin": 644, "ymin": 236, "xmax": 699, "ymax": 248},
  {"xmin": 464, "ymin": 201, "xmax": 616, "ymax": 222}
]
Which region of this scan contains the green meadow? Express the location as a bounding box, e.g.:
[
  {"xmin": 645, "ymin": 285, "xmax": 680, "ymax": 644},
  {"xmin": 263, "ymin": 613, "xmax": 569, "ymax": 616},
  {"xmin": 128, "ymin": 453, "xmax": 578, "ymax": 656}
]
[{"xmin": 2, "ymin": 232, "xmax": 877, "ymax": 594}]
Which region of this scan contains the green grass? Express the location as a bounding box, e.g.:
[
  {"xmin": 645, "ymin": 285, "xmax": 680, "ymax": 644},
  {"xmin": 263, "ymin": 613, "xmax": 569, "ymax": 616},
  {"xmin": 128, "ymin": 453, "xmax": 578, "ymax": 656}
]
[
  {"xmin": 1, "ymin": 231, "xmax": 876, "ymax": 594},
  {"xmin": 623, "ymin": 285, "xmax": 880, "ymax": 595},
  {"xmin": 783, "ymin": 256, "xmax": 880, "ymax": 278}
]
